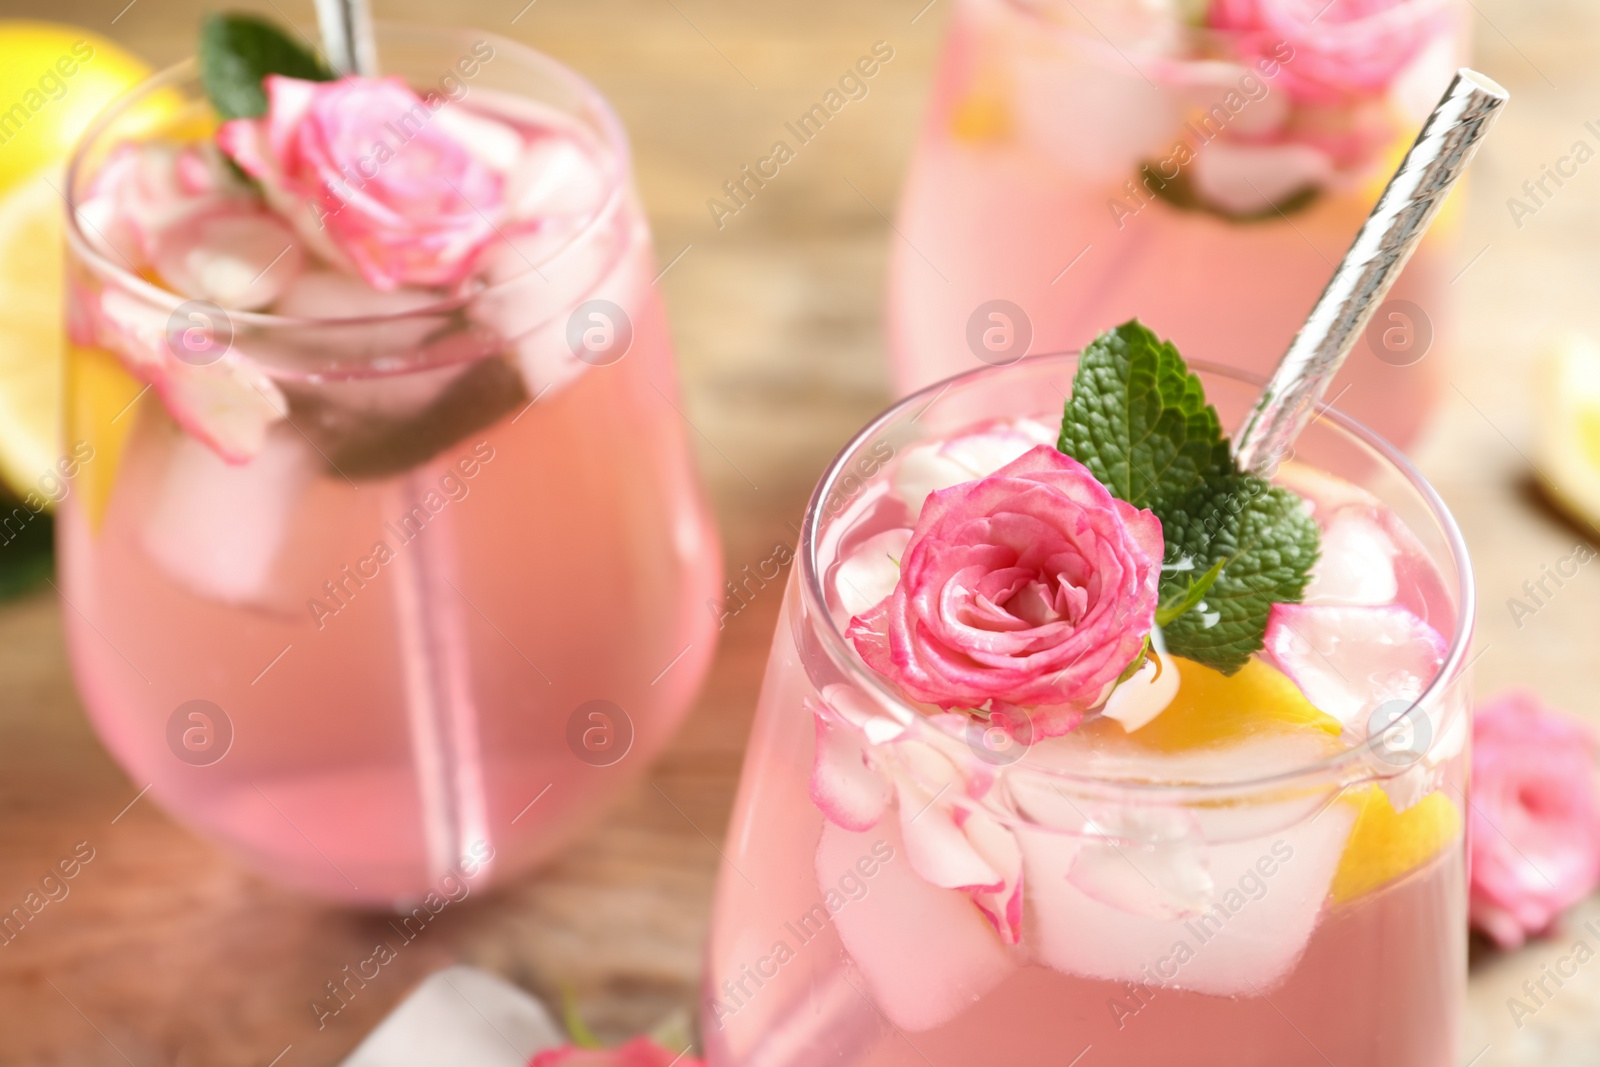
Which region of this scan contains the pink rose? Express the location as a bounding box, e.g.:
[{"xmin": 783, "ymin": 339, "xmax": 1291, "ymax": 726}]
[
  {"xmin": 1469, "ymin": 690, "xmax": 1600, "ymax": 949},
  {"xmin": 846, "ymin": 446, "xmax": 1161, "ymax": 737},
  {"xmin": 530, "ymin": 1039, "xmax": 702, "ymax": 1067},
  {"xmin": 1209, "ymin": 0, "xmax": 1451, "ymax": 105},
  {"xmin": 218, "ymin": 75, "xmax": 512, "ymax": 290}
]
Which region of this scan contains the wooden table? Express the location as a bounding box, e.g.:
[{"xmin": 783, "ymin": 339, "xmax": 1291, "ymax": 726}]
[{"xmin": 3, "ymin": 0, "xmax": 1599, "ymax": 1062}]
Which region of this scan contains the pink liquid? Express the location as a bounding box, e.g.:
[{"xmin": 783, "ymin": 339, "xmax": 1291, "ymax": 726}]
[
  {"xmin": 59, "ymin": 75, "xmax": 722, "ymax": 904},
  {"xmin": 703, "ymin": 393, "xmax": 1468, "ymax": 1066},
  {"xmin": 888, "ymin": 0, "xmax": 1464, "ymax": 446},
  {"xmin": 704, "ymin": 612, "xmax": 1464, "ymax": 1066}
]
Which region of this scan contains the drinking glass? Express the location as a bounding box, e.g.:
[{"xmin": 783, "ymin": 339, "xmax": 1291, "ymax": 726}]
[
  {"xmin": 703, "ymin": 354, "xmax": 1472, "ymax": 1067},
  {"xmin": 889, "ymin": 0, "xmax": 1466, "ymax": 446},
  {"xmin": 59, "ymin": 25, "xmax": 722, "ymax": 904}
]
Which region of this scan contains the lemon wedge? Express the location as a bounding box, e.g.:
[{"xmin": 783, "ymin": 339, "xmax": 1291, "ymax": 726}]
[
  {"xmin": 0, "ymin": 171, "xmax": 70, "ymax": 497},
  {"xmin": 1126, "ymin": 656, "xmax": 1342, "ymax": 753},
  {"xmin": 1534, "ymin": 331, "xmax": 1600, "ymax": 530},
  {"xmin": 1331, "ymin": 786, "xmax": 1462, "ymax": 903},
  {"xmin": 0, "ymin": 23, "xmax": 149, "ymax": 500},
  {"xmin": 0, "ymin": 23, "xmax": 152, "ymax": 196},
  {"xmin": 64, "ymin": 340, "xmax": 146, "ymax": 530}
]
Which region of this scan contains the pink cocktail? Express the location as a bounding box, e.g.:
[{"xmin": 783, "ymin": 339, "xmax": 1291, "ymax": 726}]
[
  {"xmin": 58, "ymin": 25, "xmax": 721, "ymax": 904},
  {"xmin": 889, "ymin": 0, "xmax": 1466, "ymax": 445},
  {"xmin": 704, "ymin": 350, "xmax": 1471, "ymax": 1066}
]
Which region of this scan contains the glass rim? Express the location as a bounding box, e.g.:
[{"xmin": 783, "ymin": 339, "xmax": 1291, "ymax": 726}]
[
  {"xmin": 798, "ymin": 352, "xmax": 1477, "ymax": 802},
  {"xmin": 63, "ymin": 21, "xmax": 633, "ymax": 330}
]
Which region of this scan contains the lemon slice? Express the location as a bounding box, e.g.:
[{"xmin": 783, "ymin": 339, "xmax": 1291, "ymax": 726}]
[
  {"xmin": 1534, "ymin": 331, "xmax": 1600, "ymax": 529},
  {"xmin": 1126, "ymin": 657, "xmax": 1342, "ymax": 753},
  {"xmin": 0, "ymin": 170, "xmax": 68, "ymax": 497},
  {"xmin": 1331, "ymin": 786, "xmax": 1462, "ymax": 903}
]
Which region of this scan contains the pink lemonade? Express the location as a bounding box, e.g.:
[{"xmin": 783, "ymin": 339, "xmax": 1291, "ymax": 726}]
[
  {"xmin": 888, "ymin": 0, "xmax": 1466, "ymax": 446},
  {"xmin": 703, "ymin": 355, "xmax": 1471, "ymax": 1066},
  {"xmin": 58, "ymin": 28, "xmax": 721, "ymax": 904}
]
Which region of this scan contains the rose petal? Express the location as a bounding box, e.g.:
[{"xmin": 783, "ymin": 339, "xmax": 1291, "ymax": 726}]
[
  {"xmin": 808, "ymin": 696, "xmax": 892, "ymax": 832},
  {"xmin": 833, "ymin": 528, "xmax": 912, "ymax": 618},
  {"xmin": 1101, "ymin": 642, "xmax": 1180, "ymax": 733},
  {"xmin": 1262, "ymin": 603, "xmax": 1446, "ymax": 726},
  {"xmin": 818, "ymin": 819, "xmax": 1015, "ymax": 1033}
]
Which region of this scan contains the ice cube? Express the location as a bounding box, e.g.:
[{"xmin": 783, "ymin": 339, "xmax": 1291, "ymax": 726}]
[
  {"xmin": 1017, "ymin": 798, "xmax": 1356, "ymax": 995},
  {"xmin": 272, "ymin": 270, "xmax": 450, "ymax": 371},
  {"xmin": 1275, "ymin": 461, "xmax": 1381, "ymax": 517},
  {"xmin": 469, "ymin": 218, "xmax": 638, "ymax": 400},
  {"xmin": 1064, "ymin": 805, "xmax": 1214, "ymax": 921},
  {"xmin": 338, "ymin": 965, "xmax": 561, "ymax": 1067},
  {"xmin": 504, "ymin": 135, "xmax": 609, "ymax": 222},
  {"xmin": 140, "ymin": 425, "xmax": 316, "ymax": 604},
  {"xmin": 1188, "ymin": 141, "xmax": 1332, "ymax": 217},
  {"xmin": 1303, "ymin": 506, "xmax": 1399, "ymax": 607},
  {"xmin": 1378, "ymin": 685, "xmax": 1469, "ymax": 812},
  {"xmin": 432, "ymin": 105, "xmax": 527, "ymax": 176},
  {"xmin": 150, "ymin": 208, "xmax": 303, "ymax": 310},
  {"xmin": 1012, "ymin": 48, "xmax": 1181, "ymax": 182}
]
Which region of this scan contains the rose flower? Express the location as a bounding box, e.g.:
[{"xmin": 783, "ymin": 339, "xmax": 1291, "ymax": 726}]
[
  {"xmin": 218, "ymin": 75, "xmax": 511, "ymax": 289},
  {"xmin": 1469, "ymin": 690, "xmax": 1600, "ymax": 949},
  {"xmin": 847, "ymin": 446, "xmax": 1162, "ymax": 737}
]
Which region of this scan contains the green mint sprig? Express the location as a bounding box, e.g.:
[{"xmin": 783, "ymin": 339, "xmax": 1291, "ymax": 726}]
[
  {"xmin": 199, "ymin": 12, "xmax": 334, "ymax": 121},
  {"xmin": 1058, "ymin": 320, "xmax": 1319, "ymax": 675}
]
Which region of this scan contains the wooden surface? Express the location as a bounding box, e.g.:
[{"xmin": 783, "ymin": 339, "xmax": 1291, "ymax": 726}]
[{"xmin": 3, "ymin": 0, "xmax": 1600, "ymax": 1063}]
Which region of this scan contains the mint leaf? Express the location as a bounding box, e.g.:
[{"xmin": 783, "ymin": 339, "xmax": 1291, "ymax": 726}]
[
  {"xmin": 1058, "ymin": 320, "xmax": 1319, "ymax": 675},
  {"xmin": 1157, "ymin": 477, "xmax": 1319, "ymax": 675},
  {"xmin": 200, "ymin": 12, "xmax": 333, "ymax": 121},
  {"xmin": 1154, "ymin": 556, "xmax": 1224, "ymax": 628},
  {"xmin": 1058, "ymin": 320, "xmax": 1230, "ymax": 512}
]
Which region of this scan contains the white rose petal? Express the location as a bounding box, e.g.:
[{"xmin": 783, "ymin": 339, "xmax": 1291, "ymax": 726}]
[
  {"xmin": 891, "ymin": 420, "xmax": 1058, "ymax": 517},
  {"xmin": 834, "ymin": 528, "xmax": 913, "ymax": 617},
  {"xmin": 1101, "ymin": 633, "xmax": 1180, "ymax": 733}
]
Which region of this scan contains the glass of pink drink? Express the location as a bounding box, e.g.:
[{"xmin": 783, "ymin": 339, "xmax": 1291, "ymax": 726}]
[
  {"xmin": 703, "ymin": 350, "xmax": 1472, "ymax": 1066},
  {"xmin": 889, "ymin": 0, "xmax": 1466, "ymax": 446},
  {"xmin": 59, "ymin": 25, "xmax": 722, "ymax": 904}
]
